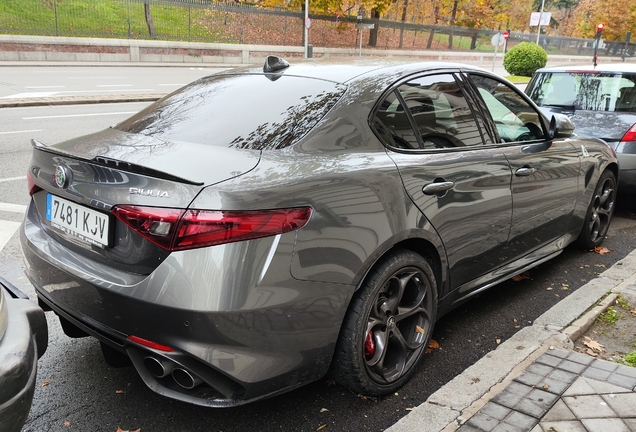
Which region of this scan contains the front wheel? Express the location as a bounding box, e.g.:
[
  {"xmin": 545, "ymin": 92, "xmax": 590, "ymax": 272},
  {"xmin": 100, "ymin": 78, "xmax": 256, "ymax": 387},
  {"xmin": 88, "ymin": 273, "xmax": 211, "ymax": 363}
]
[
  {"xmin": 331, "ymin": 250, "xmax": 438, "ymax": 396},
  {"xmin": 576, "ymin": 170, "xmax": 616, "ymax": 249}
]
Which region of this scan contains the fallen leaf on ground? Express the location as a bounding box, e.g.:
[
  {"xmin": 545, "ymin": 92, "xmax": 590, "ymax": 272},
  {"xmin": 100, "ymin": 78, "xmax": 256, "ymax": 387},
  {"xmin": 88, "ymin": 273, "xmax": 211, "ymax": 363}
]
[
  {"xmin": 325, "ymin": 378, "xmax": 336, "ymax": 386},
  {"xmin": 428, "ymin": 339, "xmax": 440, "ymax": 349},
  {"xmin": 405, "ymin": 407, "xmax": 415, "ymax": 411},
  {"xmin": 116, "ymin": 389, "xmax": 125, "ymax": 394},
  {"xmin": 316, "ymin": 424, "xmax": 327, "ymax": 431},
  {"xmin": 512, "ymin": 272, "xmax": 530, "ymax": 282},
  {"xmin": 42, "ymin": 381, "xmax": 49, "ymax": 386},
  {"xmin": 116, "ymin": 428, "xmax": 141, "ymax": 432},
  {"xmin": 496, "ymin": 338, "xmax": 501, "ymax": 344},
  {"xmin": 583, "ymin": 336, "xmax": 604, "ymax": 353},
  {"xmin": 64, "ymin": 422, "xmax": 70, "ymax": 427},
  {"xmin": 320, "ymin": 408, "xmax": 329, "ymax": 413},
  {"xmin": 594, "ymin": 247, "xmax": 610, "ymax": 255}
]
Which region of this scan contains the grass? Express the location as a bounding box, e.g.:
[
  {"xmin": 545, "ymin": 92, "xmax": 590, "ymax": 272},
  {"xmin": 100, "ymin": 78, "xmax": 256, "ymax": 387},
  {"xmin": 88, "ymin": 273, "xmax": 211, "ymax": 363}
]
[
  {"xmin": 598, "ymin": 306, "xmax": 620, "ymax": 325},
  {"xmin": 0, "ymin": 0, "xmax": 224, "ymax": 42},
  {"xmin": 624, "ymin": 351, "xmax": 636, "ymax": 367}
]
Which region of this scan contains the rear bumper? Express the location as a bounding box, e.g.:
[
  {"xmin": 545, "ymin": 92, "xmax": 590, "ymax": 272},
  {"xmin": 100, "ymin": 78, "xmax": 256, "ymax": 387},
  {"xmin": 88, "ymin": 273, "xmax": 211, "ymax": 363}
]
[
  {"xmin": 0, "ymin": 277, "xmax": 48, "ymax": 432},
  {"xmin": 21, "ymin": 202, "xmax": 353, "ymax": 407}
]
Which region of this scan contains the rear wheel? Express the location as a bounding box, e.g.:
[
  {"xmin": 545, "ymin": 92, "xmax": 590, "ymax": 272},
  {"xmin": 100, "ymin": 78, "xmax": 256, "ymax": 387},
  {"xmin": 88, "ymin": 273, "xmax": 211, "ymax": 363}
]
[
  {"xmin": 576, "ymin": 170, "xmax": 616, "ymax": 249},
  {"xmin": 332, "ymin": 250, "xmax": 438, "ymax": 396}
]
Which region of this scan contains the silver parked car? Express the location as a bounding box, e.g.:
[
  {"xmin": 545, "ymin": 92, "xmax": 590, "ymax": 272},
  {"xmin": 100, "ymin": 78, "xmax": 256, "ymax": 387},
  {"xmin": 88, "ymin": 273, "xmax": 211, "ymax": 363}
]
[
  {"xmin": 526, "ymin": 63, "xmax": 636, "ymax": 192},
  {"xmin": 21, "ymin": 58, "xmax": 617, "ymax": 407},
  {"xmin": 0, "ymin": 276, "xmax": 48, "ymax": 432}
]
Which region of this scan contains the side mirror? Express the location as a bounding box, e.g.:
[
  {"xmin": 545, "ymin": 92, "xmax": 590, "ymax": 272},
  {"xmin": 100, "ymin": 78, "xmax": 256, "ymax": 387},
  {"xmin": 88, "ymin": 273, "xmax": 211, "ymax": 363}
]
[{"xmin": 549, "ymin": 114, "xmax": 575, "ymax": 139}]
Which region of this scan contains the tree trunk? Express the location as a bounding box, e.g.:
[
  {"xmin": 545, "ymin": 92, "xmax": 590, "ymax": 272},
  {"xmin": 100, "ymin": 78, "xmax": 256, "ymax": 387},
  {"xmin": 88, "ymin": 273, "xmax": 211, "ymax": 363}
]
[
  {"xmin": 426, "ymin": 2, "xmax": 439, "ymax": 49},
  {"xmin": 470, "ymin": 32, "xmax": 477, "ymax": 50},
  {"xmin": 448, "ymin": 0, "xmax": 458, "ymax": 50},
  {"xmin": 398, "ymin": 0, "xmax": 409, "ymax": 49},
  {"xmin": 144, "ymin": 1, "xmax": 157, "ymax": 39},
  {"xmin": 369, "ymin": 9, "xmax": 380, "ymax": 47}
]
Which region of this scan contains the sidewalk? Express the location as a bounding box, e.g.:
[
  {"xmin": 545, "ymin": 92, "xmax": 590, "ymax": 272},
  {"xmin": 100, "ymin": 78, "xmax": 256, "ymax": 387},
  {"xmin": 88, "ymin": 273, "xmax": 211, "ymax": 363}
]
[{"xmin": 387, "ymin": 249, "xmax": 636, "ymax": 432}]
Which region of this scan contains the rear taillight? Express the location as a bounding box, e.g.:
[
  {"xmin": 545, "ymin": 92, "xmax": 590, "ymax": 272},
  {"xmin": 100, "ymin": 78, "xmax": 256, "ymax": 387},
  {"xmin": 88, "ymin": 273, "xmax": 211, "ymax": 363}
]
[
  {"xmin": 26, "ymin": 170, "xmax": 41, "ymax": 196},
  {"xmin": 620, "ymin": 124, "xmax": 636, "ymax": 142},
  {"xmin": 112, "ymin": 206, "xmax": 312, "ymax": 251},
  {"xmin": 112, "ymin": 206, "xmax": 184, "ymax": 250}
]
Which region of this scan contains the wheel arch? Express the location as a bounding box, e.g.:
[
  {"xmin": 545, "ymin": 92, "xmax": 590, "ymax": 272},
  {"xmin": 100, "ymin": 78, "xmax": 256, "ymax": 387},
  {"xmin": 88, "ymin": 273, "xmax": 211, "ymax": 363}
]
[{"xmin": 353, "ymin": 236, "xmax": 447, "ymax": 301}]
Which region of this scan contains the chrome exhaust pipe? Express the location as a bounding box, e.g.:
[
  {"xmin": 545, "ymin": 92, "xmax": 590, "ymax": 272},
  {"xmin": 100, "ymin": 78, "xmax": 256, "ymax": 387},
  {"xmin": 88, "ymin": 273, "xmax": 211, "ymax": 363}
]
[
  {"xmin": 172, "ymin": 368, "xmax": 203, "ymax": 389},
  {"xmin": 144, "ymin": 356, "xmax": 174, "ymax": 378}
]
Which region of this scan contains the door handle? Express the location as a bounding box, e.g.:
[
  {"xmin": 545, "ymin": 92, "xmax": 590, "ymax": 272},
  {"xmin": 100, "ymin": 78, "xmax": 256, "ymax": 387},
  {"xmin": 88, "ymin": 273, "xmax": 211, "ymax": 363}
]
[
  {"xmin": 515, "ymin": 166, "xmax": 537, "ymax": 176},
  {"xmin": 422, "ymin": 181, "xmax": 455, "ymax": 196}
]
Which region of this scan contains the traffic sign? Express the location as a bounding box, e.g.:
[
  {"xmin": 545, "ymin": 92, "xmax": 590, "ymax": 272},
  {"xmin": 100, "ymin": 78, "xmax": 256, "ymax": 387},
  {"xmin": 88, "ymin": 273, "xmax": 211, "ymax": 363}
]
[
  {"xmin": 305, "ymin": 18, "xmax": 311, "ymax": 29},
  {"xmin": 503, "ymin": 31, "xmax": 509, "ymax": 40},
  {"xmin": 491, "ymin": 33, "xmax": 505, "ymax": 47}
]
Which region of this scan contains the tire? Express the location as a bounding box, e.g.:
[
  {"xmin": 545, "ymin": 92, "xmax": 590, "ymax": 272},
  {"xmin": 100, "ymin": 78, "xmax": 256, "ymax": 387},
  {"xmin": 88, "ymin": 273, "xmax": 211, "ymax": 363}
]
[
  {"xmin": 331, "ymin": 250, "xmax": 438, "ymax": 396},
  {"xmin": 576, "ymin": 170, "xmax": 616, "ymax": 249}
]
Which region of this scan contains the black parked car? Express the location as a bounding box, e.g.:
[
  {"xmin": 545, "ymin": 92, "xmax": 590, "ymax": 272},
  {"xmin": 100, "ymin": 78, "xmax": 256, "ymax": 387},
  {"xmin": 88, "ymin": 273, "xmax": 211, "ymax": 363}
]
[
  {"xmin": 0, "ymin": 276, "xmax": 47, "ymax": 432},
  {"xmin": 526, "ymin": 63, "xmax": 636, "ymax": 193},
  {"xmin": 21, "ymin": 58, "xmax": 617, "ymax": 407}
]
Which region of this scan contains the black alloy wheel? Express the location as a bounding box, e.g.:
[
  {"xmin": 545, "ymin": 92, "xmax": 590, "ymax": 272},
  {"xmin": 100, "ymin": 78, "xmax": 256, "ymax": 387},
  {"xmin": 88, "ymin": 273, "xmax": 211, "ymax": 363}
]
[
  {"xmin": 332, "ymin": 250, "xmax": 438, "ymax": 396},
  {"xmin": 577, "ymin": 170, "xmax": 616, "ymax": 249}
]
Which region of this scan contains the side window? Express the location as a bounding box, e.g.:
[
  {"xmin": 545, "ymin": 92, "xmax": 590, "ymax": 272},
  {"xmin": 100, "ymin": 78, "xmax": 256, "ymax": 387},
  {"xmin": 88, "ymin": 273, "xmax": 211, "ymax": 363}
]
[
  {"xmin": 398, "ymin": 75, "xmax": 484, "ymax": 149},
  {"xmin": 372, "ymin": 74, "xmax": 485, "ymax": 150},
  {"xmin": 373, "ymin": 91, "xmax": 420, "ymax": 149},
  {"xmin": 471, "ymin": 75, "xmax": 545, "ymax": 143}
]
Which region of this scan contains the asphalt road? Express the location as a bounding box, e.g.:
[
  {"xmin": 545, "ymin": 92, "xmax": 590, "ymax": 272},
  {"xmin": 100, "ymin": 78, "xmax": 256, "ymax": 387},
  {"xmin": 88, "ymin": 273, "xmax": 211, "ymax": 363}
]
[
  {"xmin": 1, "ymin": 103, "xmax": 635, "ymax": 432},
  {"xmin": 0, "ymin": 66, "xmax": 229, "ymax": 100}
]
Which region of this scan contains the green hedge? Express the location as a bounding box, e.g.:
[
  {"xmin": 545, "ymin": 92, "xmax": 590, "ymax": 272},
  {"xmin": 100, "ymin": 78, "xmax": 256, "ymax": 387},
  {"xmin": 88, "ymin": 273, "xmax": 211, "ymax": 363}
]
[{"xmin": 503, "ymin": 42, "xmax": 548, "ymax": 77}]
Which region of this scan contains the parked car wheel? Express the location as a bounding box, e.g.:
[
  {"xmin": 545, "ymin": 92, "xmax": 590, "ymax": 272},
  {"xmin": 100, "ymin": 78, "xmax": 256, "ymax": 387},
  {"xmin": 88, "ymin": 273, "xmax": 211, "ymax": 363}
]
[
  {"xmin": 577, "ymin": 170, "xmax": 617, "ymax": 249},
  {"xmin": 332, "ymin": 250, "xmax": 438, "ymax": 395}
]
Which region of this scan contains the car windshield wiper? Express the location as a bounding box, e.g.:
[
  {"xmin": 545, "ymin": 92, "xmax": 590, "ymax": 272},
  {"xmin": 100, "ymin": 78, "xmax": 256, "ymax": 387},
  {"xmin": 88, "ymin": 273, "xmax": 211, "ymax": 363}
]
[{"xmin": 542, "ymin": 103, "xmax": 576, "ymax": 110}]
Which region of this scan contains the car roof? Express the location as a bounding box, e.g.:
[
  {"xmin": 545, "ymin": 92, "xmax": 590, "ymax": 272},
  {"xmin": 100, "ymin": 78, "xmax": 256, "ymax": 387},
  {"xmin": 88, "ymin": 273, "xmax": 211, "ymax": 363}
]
[
  {"xmin": 535, "ymin": 63, "xmax": 636, "ymax": 74},
  {"xmin": 221, "ymin": 58, "xmax": 494, "ymax": 85}
]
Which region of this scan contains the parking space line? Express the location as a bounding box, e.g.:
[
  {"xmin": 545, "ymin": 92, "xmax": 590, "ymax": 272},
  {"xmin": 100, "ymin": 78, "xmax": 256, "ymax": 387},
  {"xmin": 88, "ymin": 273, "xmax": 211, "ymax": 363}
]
[
  {"xmin": 0, "ymin": 202, "xmax": 27, "ymax": 213},
  {"xmin": 0, "ymin": 220, "xmax": 21, "ymax": 252},
  {"xmin": 0, "ymin": 130, "xmax": 42, "ymax": 135},
  {"xmin": 0, "ymin": 176, "xmax": 27, "ymax": 183}
]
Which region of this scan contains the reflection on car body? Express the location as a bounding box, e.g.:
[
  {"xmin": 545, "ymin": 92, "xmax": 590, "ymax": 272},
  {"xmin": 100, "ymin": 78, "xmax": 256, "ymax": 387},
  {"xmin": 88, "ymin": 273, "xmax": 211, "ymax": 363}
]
[{"xmin": 21, "ymin": 58, "xmax": 617, "ymax": 407}]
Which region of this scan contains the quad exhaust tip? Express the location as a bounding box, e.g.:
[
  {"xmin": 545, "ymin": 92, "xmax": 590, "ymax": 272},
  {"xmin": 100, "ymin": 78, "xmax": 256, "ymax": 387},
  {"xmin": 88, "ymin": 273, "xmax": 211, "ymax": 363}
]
[
  {"xmin": 144, "ymin": 356, "xmax": 203, "ymax": 389},
  {"xmin": 144, "ymin": 356, "xmax": 174, "ymax": 378},
  {"xmin": 172, "ymin": 368, "xmax": 203, "ymax": 390}
]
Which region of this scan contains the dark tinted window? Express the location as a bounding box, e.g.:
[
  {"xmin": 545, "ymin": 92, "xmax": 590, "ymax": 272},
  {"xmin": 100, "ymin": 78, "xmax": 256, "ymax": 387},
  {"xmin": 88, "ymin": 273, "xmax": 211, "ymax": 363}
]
[
  {"xmin": 373, "ymin": 91, "xmax": 421, "ymax": 149},
  {"xmin": 527, "ymin": 71, "xmax": 636, "ymax": 112},
  {"xmin": 398, "ymin": 75, "xmax": 483, "ymax": 148},
  {"xmin": 116, "ymin": 74, "xmax": 345, "ymax": 150},
  {"xmin": 472, "ymin": 75, "xmax": 545, "ymax": 143},
  {"xmin": 373, "ymin": 74, "xmax": 484, "ymax": 150}
]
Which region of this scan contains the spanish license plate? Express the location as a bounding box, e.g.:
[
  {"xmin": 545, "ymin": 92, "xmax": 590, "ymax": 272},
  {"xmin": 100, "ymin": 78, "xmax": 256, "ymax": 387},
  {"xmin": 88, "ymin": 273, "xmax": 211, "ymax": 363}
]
[{"xmin": 46, "ymin": 194, "xmax": 111, "ymax": 247}]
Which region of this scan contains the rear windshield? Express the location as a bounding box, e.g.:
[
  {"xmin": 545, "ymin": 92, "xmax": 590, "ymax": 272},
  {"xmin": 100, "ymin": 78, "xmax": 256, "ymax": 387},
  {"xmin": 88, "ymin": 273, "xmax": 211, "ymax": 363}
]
[
  {"xmin": 527, "ymin": 71, "xmax": 636, "ymax": 112},
  {"xmin": 116, "ymin": 74, "xmax": 345, "ymax": 150}
]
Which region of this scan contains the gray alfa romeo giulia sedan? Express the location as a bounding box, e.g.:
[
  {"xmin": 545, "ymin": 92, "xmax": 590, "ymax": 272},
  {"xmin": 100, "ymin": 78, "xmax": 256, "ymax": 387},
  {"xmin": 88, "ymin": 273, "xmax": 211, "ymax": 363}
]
[{"xmin": 21, "ymin": 57, "xmax": 617, "ymax": 407}]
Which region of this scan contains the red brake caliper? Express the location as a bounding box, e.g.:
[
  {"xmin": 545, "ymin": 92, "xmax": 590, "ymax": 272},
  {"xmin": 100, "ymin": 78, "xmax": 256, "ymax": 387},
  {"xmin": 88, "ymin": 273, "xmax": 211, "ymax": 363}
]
[{"xmin": 364, "ymin": 331, "xmax": 375, "ymax": 359}]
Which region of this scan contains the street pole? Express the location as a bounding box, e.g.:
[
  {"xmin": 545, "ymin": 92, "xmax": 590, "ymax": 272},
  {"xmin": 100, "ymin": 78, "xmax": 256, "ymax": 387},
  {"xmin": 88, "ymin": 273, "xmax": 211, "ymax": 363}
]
[
  {"xmin": 536, "ymin": 0, "xmax": 545, "ymax": 45},
  {"xmin": 623, "ymin": 31, "xmax": 632, "ymax": 62},
  {"xmin": 304, "ymin": 0, "xmax": 309, "ymax": 58}
]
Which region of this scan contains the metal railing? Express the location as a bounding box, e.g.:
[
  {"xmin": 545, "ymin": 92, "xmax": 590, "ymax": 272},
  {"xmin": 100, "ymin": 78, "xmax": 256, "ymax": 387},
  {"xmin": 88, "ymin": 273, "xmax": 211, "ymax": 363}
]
[{"xmin": 1, "ymin": 0, "xmax": 635, "ymax": 58}]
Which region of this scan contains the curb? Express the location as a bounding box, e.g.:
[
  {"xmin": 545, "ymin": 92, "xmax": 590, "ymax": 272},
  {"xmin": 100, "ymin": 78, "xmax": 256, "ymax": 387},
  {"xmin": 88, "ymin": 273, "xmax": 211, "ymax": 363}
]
[{"xmin": 385, "ymin": 249, "xmax": 636, "ymax": 432}]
